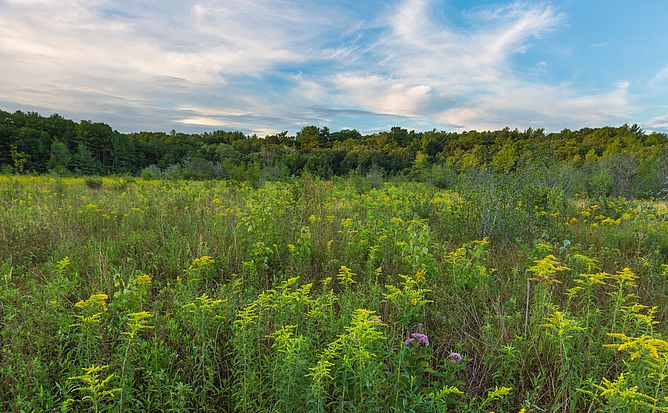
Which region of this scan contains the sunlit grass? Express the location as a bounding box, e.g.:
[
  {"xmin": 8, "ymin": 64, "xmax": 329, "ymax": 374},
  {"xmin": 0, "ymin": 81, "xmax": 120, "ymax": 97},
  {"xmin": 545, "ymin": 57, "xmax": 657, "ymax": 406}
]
[{"xmin": 0, "ymin": 174, "xmax": 666, "ymax": 412}]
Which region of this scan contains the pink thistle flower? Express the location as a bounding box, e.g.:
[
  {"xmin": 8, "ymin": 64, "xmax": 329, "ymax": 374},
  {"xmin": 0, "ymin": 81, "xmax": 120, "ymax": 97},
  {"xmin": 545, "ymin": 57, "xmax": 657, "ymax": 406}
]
[{"xmin": 448, "ymin": 352, "xmax": 462, "ymax": 363}]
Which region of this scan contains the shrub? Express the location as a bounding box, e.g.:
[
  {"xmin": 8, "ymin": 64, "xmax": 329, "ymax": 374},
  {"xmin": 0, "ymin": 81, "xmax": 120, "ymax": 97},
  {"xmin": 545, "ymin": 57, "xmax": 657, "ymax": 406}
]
[{"xmin": 84, "ymin": 177, "xmax": 103, "ymax": 189}]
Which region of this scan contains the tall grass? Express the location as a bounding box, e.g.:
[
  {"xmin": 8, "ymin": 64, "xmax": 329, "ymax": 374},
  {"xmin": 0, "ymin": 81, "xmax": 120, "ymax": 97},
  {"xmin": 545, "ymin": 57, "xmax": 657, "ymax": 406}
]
[{"xmin": 0, "ymin": 174, "xmax": 666, "ymax": 411}]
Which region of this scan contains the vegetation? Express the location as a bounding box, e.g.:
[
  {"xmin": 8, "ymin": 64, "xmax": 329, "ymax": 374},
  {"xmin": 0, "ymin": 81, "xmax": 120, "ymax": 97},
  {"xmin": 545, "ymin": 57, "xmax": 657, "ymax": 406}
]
[
  {"xmin": 1, "ymin": 170, "xmax": 667, "ymax": 411},
  {"xmin": 1, "ymin": 110, "xmax": 667, "ymax": 199},
  {"xmin": 1, "ymin": 109, "xmax": 667, "ymax": 411}
]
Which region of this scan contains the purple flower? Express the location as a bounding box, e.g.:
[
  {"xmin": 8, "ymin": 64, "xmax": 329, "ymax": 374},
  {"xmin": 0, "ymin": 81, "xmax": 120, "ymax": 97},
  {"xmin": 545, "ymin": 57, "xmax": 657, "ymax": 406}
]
[
  {"xmin": 411, "ymin": 333, "xmax": 429, "ymax": 346},
  {"xmin": 405, "ymin": 333, "xmax": 429, "ymax": 347},
  {"xmin": 448, "ymin": 352, "xmax": 462, "ymax": 364}
]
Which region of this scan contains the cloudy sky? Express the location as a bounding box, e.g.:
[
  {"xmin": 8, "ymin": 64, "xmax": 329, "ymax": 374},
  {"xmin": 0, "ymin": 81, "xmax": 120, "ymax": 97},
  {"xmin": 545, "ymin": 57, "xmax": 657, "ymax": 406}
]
[{"xmin": 1, "ymin": 0, "xmax": 668, "ymax": 135}]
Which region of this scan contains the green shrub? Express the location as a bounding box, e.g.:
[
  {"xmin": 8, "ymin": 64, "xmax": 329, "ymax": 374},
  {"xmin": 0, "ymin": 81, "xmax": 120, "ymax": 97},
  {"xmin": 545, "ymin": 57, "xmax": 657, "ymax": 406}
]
[{"xmin": 84, "ymin": 177, "xmax": 103, "ymax": 189}]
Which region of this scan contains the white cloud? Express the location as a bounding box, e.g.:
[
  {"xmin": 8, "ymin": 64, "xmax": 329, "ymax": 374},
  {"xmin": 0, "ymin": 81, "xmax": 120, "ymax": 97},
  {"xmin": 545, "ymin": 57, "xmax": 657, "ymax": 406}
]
[
  {"xmin": 439, "ymin": 81, "xmax": 631, "ymax": 131},
  {"xmin": 316, "ymin": 0, "xmax": 631, "ymax": 131},
  {"xmin": 291, "ymin": 73, "xmax": 327, "ymax": 101},
  {"xmin": 0, "ymin": 0, "xmax": 638, "ymax": 133},
  {"xmin": 646, "ymin": 113, "xmax": 668, "ymax": 131},
  {"xmin": 0, "ymin": 0, "xmax": 350, "ymax": 131},
  {"xmin": 649, "ymin": 65, "xmax": 668, "ymax": 85},
  {"xmin": 380, "ymin": 0, "xmax": 562, "ymax": 83},
  {"xmin": 177, "ymin": 105, "xmax": 252, "ymax": 118},
  {"xmin": 332, "ymin": 74, "xmax": 432, "ymax": 115},
  {"xmin": 250, "ymin": 127, "xmax": 282, "ymax": 137},
  {"xmin": 177, "ymin": 117, "xmax": 227, "ymax": 127}
]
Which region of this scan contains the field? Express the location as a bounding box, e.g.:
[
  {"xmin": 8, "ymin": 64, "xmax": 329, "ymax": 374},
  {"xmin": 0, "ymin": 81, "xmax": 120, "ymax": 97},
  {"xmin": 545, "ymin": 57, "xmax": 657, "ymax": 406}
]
[{"xmin": 1, "ymin": 174, "xmax": 667, "ymax": 412}]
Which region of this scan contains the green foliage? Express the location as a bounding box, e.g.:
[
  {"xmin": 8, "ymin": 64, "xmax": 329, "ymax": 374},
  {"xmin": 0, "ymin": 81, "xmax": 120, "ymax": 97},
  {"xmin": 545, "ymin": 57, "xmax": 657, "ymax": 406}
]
[
  {"xmin": 384, "ymin": 270, "xmax": 432, "ymax": 326},
  {"xmin": 48, "ymin": 140, "xmax": 71, "ymax": 173},
  {"xmin": 63, "ymin": 364, "xmax": 120, "ymax": 412},
  {"xmin": 72, "ymin": 143, "xmax": 101, "ymax": 175},
  {"xmin": 0, "ymin": 110, "xmax": 666, "ymax": 194},
  {"xmin": 9, "ymin": 143, "xmax": 28, "ymax": 173},
  {"xmin": 0, "ymin": 174, "xmax": 667, "ymax": 412},
  {"xmin": 84, "ymin": 177, "xmax": 103, "ymax": 189},
  {"xmin": 492, "ymin": 141, "xmax": 518, "ymax": 173}
]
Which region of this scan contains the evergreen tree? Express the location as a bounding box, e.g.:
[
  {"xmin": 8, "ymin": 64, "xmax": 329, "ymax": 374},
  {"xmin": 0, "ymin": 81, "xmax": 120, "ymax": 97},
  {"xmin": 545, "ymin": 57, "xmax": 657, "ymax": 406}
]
[
  {"xmin": 48, "ymin": 140, "xmax": 71, "ymax": 174},
  {"xmin": 71, "ymin": 142, "xmax": 100, "ymax": 175}
]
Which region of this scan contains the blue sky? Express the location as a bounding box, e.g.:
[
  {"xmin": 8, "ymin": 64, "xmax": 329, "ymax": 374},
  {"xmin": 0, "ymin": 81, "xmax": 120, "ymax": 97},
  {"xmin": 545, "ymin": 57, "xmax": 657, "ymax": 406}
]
[{"xmin": 1, "ymin": 0, "xmax": 667, "ymax": 135}]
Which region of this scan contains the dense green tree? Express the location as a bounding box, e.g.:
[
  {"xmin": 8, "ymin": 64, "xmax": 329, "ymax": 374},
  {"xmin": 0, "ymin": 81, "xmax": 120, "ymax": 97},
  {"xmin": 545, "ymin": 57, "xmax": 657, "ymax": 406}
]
[
  {"xmin": 48, "ymin": 140, "xmax": 71, "ymax": 173},
  {"xmin": 9, "ymin": 144, "xmax": 28, "ymax": 174},
  {"xmin": 71, "ymin": 142, "xmax": 101, "ymax": 175},
  {"xmin": 110, "ymin": 133, "xmax": 134, "ymax": 173},
  {"xmin": 492, "ymin": 141, "xmax": 518, "ymax": 173},
  {"xmin": 14, "ymin": 127, "xmax": 50, "ymax": 171},
  {"xmin": 0, "ymin": 109, "xmax": 666, "ymax": 196},
  {"xmin": 296, "ymin": 126, "xmax": 322, "ymax": 151}
]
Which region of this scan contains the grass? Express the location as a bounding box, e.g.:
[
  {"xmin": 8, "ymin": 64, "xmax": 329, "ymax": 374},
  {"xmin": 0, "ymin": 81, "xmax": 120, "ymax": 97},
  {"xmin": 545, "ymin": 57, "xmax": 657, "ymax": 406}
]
[{"xmin": 0, "ymin": 174, "xmax": 666, "ymax": 412}]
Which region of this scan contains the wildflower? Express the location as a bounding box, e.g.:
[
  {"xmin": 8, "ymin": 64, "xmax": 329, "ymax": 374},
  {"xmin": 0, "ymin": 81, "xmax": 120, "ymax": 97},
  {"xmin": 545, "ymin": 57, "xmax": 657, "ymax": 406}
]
[
  {"xmin": 527, "ymin": 255, "xmax": 569, "ymax": 285},
  {"xmin": 448, "ymin": 352, "xmax": 462, "ymax": 363},
  {"xmin": 56, "ymin": 256, "xmax": 70, "ymax": 271},
  {"xmin": 405, "ymin": 332, "xmax": 429, "ymax": 347},
  {"xmin": 414, "ymin": 268, "xmax": 426, "ymax": 283},
  {"xmin": 541, "ymin": 310, "xmax": 584, "ymax": 338},
  {"xmin": 191, "ymin": 255, "xmax": 215, "ymax": 268},
  {"xmin": 72, "ymin": 293, "xmax": 109, "ymax": 327},
  {"xmin": 122, "ymin": 311, "xmax": 154, "ymax": 339},
  {"xmin": 74, "ymin": 293, "xmax": 109, "ymax": 312},
  {"xmin": 134, "ymin": 273, "xmax": 152, "ymax": 288},
  {"xmin": 336, "ymin": 265, "xmax": 356, "ymax": 288}
]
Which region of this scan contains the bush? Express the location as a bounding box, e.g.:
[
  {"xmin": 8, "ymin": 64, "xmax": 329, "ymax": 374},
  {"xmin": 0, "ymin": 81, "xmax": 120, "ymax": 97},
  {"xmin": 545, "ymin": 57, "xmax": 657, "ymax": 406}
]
[
  {"xmin": 421, "ymin": 164, "xmax": 458, "ymax": 189},
  {"xmin": 139, "ymin": 165, "xmax": 162, "ymax": 180},
  {"xmin": 366, "ymin": 165, "xmax": 385, "ymax": 189},
  {"xmin": 84, "ymin": 177, "xmax": 103, "ymax": 189}
]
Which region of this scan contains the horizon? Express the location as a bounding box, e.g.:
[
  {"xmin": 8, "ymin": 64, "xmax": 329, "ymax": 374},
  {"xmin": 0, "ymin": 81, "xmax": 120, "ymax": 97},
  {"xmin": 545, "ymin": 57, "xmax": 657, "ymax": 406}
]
[
  {"xmin": 2, "ymin": 0, "xmax": 668, "ymax": 135},
  {"xmin": 3, "ymin": 108, "xmax": 665, "ymax": 138}
]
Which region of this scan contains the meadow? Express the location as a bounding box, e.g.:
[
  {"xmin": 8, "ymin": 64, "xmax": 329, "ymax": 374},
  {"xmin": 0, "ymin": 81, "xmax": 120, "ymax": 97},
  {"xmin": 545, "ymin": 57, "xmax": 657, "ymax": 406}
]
[{"xmin": 1, "ymin": 173, "xmax": 667, "ymax": 412}]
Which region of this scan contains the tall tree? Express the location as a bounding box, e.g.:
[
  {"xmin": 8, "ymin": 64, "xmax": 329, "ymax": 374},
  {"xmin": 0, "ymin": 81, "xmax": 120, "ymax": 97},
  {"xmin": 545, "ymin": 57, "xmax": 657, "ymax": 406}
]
[
  {"xmin": 48, "ymin": 140, "xmax": 71, "ymax": 173},
  {"xmin": 71, "ymin": 142, "xmax": 101, "ymax": 175}
]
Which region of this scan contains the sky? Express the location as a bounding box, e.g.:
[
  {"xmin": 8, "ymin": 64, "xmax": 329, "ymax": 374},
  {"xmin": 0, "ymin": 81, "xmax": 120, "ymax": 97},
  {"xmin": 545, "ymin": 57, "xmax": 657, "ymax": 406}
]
[{"xmin": 1, "ymin": 0, "xmax": 668, "ymax": 135}]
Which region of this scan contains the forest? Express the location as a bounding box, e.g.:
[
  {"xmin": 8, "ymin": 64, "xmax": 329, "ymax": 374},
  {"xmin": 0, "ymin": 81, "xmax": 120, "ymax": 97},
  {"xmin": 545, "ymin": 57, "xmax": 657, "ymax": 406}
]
[{"xmin": 1, "ymin": 109, "xmax": 667, "ymax": 199}]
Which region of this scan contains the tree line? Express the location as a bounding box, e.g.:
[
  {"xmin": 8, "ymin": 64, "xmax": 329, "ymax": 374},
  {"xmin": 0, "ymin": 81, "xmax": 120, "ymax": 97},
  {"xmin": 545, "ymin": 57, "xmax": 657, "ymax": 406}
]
[{"xmin": 1, "ymin": 109, "xmax": 667, "ymax": 197}]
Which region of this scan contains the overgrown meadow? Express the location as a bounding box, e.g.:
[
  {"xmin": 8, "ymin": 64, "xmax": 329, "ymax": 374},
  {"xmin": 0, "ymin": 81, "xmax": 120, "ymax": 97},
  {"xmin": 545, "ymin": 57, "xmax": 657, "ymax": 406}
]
[{"xmin": 1, "ymin": 173, "xmax": 667, "ymax": 412}]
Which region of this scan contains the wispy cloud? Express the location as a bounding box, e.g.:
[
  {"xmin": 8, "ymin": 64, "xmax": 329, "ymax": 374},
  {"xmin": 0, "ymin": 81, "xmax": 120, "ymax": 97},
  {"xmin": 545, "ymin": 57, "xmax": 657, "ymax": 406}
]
[
  {"xmin": 177, "ymin": 117, "xmax": 228, "ymax": 127},
  {"xmin": 439, "ymin": 81, "xmax": 631, "ymax": 131},
  {"xmin": 649, "ymin": 65, "xmax": 668, "ymax": 85},
  {"xmin": 0, "ymin": 0, "xmax": 353, "ymax": 131},
  {"xmin": 312, "ymin": 0, "xmax": 631, "ymax": 131},
  {"xmin": 646, "ymin": 113, "xmax": 668, "ymax": 132},
  {"xmin": 0, "ymin": 0, "xmax": 642, "ymax": 133}
]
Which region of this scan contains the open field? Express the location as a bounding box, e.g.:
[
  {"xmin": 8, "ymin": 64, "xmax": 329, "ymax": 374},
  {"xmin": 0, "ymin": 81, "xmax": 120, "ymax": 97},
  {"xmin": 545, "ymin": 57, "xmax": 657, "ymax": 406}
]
[{"xmin": 1, "ymin": 175, "xmax": 667, "ymax": 412}]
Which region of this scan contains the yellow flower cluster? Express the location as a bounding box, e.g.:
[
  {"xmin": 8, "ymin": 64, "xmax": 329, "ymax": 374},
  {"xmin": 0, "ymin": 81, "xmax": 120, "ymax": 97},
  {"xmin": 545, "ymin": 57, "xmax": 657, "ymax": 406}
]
[
  {"xmin": 606, "ymin": 333, "xmax": 668, "ymax": 361},
  {"xmin": 73, "ymin": 293, "xmax": 109, "ymax": 327},
  {"xmin": 527, "ymin": 255, "xmax": 570, "ymax": 285},
  {"xmin": 74, "ymin": 293, "xmax": 109, "ymax": 312},
  {"xmin": 191, "ymin": 255, "xmax": 215, "ymax": 268}
]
